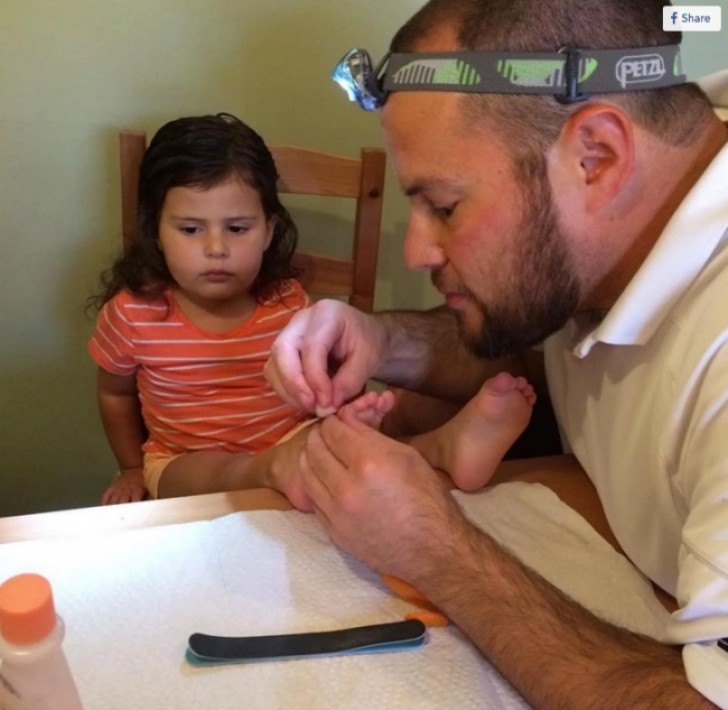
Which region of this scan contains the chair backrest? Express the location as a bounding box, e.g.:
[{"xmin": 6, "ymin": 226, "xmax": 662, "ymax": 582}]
[{"xmin": 119, "ymin": 131, "xmax": 385, "ymax": 312}]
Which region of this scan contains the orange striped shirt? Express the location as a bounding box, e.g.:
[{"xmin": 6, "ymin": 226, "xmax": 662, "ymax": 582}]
[{"xmin": 88, "ymin": 280, "xmax": 310, "ymax": 457}]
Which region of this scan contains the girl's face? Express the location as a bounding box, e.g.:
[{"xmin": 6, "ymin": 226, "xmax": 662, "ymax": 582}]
[{"xmin": 157, "ymin": 177, "xmax": 274, "ymax": 316}]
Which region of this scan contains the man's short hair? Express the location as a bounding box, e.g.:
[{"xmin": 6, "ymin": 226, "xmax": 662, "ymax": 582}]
[{"xmin": 391, "ymin": 0, "xmax": 714, "ymax": 167}]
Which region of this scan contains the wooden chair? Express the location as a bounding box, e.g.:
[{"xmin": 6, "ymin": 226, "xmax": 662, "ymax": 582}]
[{"xmin": 119, "ymin": 131, "xmax": 386, "ymax": 312}]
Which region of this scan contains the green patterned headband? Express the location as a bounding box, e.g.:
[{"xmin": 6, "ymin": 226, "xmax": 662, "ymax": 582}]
[{"xmin": 333, "ymin": 45, "xmax": 685, "ymax": 110}]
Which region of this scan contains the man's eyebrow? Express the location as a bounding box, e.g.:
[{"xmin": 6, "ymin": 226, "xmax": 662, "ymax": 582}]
[{"xmin": 403, "ymin": 178, "xmax": 457, "ymax": 197}]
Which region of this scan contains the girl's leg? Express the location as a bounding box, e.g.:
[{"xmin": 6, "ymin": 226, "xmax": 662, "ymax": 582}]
[
  {"xmin": 156, "ymin": 426, "xmax": 316, "ymax": 510},
  {"xmin": 157, "ymin": 450, "xmax": 260, "ymax": 498}
]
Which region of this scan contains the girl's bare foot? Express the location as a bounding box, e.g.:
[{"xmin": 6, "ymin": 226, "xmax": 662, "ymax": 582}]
[
  {"xmin": 412, "ymin": 372, "xmax": 536, "ymax": 491},
  {"xmin": 337, "ymin": 389, "xmax": 396, "ymax": 430},
  {"xmin": 335, "ymin": 378, "xmax": 533, "ymax": 492}
]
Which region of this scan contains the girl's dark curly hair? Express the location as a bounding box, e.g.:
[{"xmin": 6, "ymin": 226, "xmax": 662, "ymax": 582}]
[{"xmin": 90, "ymin": 113, "xmax": 298, "ymax": 310}]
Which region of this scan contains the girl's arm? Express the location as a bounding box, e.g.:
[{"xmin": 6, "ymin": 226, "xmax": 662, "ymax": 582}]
[{"xmin": 96, "ymin": 367, "xmax": 146, "ymax": 504}]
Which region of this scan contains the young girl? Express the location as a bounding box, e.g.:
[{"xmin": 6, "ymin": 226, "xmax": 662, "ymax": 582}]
[{"xmin": 89, "ymin": 113, "xmax": 315, "ymax": 506}]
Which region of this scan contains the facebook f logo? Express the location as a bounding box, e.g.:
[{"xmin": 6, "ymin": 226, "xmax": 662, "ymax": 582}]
[{"xmin": 670, "ymin": 10, "xmax": 678, "ymax": 23}]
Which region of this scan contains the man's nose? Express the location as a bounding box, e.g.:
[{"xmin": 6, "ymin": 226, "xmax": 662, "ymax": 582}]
[{"xmin": 403, "ymin": 219, "xmax": 446, "ymax": 272}]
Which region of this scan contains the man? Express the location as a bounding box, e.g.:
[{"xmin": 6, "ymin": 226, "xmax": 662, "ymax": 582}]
[{"xmin": 265, "ymin": 0, "xmax": 728, "ymax": 705}]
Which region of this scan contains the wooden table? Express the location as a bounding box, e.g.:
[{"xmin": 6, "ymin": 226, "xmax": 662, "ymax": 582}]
[
  {"xmin": 0, "ymin": 454, "xmax": 606, "ymax": 542},
  {"xmin": 0, "ymin": 454, "xmax": 675, "ymax": 610},
  {"xmin": 0, "ymin": 487, "xmax": 290, "ymax": 543}
]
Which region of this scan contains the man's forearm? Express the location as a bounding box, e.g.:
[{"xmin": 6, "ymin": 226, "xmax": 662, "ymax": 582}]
[
  {"xmin": 374, "ymin": 306, "xmax": 525, "ymax": 401},
  {"xmin": 417, "ymin": 526, "xmax": 715, "ymax": 709}
]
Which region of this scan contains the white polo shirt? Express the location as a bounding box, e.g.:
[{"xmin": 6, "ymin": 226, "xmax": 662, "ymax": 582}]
[{"xmin": 544, "ymin": 139, "xmax": 728, "ymax": 705}]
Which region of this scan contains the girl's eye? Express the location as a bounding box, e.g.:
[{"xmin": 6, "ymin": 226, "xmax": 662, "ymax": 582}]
[
  {"xmin": 179, "ymin": 225, "xmax": 200, "ymax": 235},
  {"xmin": 228, "ymin": 225, "xmax": 249, "ymax": 234}
]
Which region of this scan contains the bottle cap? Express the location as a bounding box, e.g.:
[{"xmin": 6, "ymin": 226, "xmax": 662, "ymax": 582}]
[{"xmin": 0, "ymin": 573, "xmax": 56, "ymax": 645}]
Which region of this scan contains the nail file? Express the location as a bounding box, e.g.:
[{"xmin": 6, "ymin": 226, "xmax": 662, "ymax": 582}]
[{"xmin": 186, "ymin": 619, "xmax": 427, "ymax": 666}]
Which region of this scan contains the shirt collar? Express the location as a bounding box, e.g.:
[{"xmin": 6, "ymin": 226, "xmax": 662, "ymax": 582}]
[{"xmin": 698, "ymin": 68, "xmax": 728, "ymax": 121}]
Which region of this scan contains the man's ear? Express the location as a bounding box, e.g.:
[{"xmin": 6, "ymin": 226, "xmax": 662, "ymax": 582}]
[{"xmin": 552, "ymin": 103, "xmax": 635, "ymax": 213}]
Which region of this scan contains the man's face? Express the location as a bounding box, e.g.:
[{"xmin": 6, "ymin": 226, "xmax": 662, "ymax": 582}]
[{"xmin": 381, "ymin": 90, "xmax": 580, "ymax": 358}]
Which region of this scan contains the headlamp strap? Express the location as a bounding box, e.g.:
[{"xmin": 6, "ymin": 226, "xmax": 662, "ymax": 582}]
[{"xmin": 383, "ymin": 44, "xmax": 685, "ymax": 102}]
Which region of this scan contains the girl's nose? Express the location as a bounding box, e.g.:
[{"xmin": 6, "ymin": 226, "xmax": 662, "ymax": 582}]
[
  {"xmin": 204, "ymin": 229, "xmax": 229, "ymax": 258},
  {"xmin": 403, "ymin": 219, "xmax": 446, "ymax": 272}
]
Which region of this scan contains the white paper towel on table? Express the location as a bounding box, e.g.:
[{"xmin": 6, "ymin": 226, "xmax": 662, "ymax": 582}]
[{"xmin": 0, "ymin": 482, "xmax": 670, "ymax": 709}]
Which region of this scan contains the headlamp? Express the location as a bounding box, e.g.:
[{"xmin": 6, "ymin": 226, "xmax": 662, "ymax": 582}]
[
  {"xmin": 332, "ymin": 44, "xmax": 685, "ymax": 110},
  {"xmin": 331, "ymin": 48, "xmax": 389, "ymax": 112}
]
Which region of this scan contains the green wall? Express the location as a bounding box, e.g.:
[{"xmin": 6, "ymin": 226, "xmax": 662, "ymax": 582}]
[
  {"xmin": 1, "ymin": 1, "xmax": 727, "ymax": 516},
  {"xmin": 0, "ymin": 0, "xmax": 426, "ymax": 516}
]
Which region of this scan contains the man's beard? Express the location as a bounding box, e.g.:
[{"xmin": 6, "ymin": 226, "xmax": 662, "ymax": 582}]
[{"xmin": 449, "ymin": 174, "xmax": 580, "ymax": 359}]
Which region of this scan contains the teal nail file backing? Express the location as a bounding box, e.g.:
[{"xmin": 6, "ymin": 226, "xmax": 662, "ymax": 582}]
[{"xmin": 186, "ymin": 619, "xmax": 427, "ymax": 666}]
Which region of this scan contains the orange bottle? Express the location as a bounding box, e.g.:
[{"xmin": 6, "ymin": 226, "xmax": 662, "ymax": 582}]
[{"xmin": 0, "ymin": 573, "xmax": 83, "ymax": 709}]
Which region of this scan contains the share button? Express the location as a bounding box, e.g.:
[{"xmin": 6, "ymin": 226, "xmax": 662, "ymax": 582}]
[{"xmin": 663, "ymin": 6, "xmax": 722, "ymax": 31}]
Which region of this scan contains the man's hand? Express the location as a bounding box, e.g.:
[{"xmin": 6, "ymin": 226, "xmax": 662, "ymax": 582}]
[
  {"xmin": 299, "ymin": 408, "xmax": 464, "ymax": 581},
  {"xmin": 265, "ymin": 300, "xmax": 388, "ymax": 414}
]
